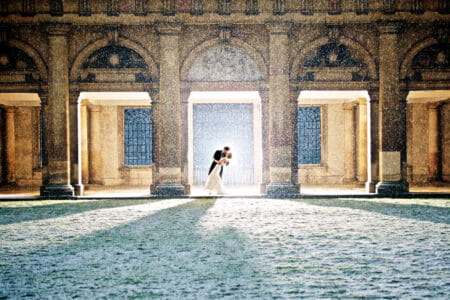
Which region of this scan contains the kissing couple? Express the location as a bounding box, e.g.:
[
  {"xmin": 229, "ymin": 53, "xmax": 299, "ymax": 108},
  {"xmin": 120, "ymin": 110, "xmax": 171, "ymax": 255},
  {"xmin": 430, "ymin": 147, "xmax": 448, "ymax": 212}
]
[{"xmin": 205, "ymin": 146, "xmax": 232, "ymax": 195}]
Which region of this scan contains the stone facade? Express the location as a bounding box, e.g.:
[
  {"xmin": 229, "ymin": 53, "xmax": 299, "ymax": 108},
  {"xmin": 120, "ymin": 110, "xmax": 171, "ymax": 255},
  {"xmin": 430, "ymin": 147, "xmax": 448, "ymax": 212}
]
[{"xmin": 0, "ymin": 0, "xmax": 449, "ymax": 197}]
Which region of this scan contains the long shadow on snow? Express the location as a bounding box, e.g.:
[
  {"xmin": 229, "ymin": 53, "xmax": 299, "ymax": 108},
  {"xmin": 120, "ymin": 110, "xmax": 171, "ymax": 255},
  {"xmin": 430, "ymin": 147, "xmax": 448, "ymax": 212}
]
[
  {"xmin": 1, "ymin": 199, "xmax": 268, "ymax": 299},
  {"xmin": 292, "ymin": 198, "xmax": 450, "ymax": 224}
]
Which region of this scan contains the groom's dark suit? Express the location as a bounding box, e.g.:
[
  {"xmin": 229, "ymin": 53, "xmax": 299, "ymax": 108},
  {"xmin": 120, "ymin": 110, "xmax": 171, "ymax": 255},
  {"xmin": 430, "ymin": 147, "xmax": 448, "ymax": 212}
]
[{"xmin": 208, "ymin": 150, "xmax": 225, "ymax": 178}]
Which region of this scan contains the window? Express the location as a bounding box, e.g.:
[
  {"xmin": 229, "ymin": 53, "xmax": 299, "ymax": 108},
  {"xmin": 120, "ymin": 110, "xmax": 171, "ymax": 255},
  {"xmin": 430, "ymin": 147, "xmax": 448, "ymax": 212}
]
[
  {"xmin": 124, "ymin": 108, "xmax": 152, "ymax": 166},
  {"xmin": 298, "ymin": 106, "xmax": 321, "ymax": 164}
]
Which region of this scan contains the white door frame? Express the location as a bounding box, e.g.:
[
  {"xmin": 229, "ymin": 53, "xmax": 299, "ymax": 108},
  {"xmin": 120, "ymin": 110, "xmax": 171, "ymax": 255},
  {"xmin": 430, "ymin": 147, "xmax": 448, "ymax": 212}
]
[{"xmin": 187, "ymin": 91, "xmax": 263, "ymax": 186}]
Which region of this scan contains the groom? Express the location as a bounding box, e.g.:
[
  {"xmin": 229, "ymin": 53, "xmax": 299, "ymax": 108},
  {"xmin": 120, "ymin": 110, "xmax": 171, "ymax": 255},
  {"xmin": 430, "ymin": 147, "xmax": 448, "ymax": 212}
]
[{"xmin": 208, "ymin": 146, "xmax": 230, "ymax": 178}]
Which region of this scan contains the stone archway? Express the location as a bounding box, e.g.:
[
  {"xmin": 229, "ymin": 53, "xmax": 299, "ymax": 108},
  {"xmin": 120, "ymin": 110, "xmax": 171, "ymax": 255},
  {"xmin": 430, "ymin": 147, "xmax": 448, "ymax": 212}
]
[
  {"xmin": 180, "ymin": 39, "xmax": 267, "ymax": 195},
  {"xmin": 400, "ymin": 37, "xmax": 438, "ymax": 80},
  {"xmin": 180, "ymin": 37, "xmax": 268, "ymax": 82},
  {"xmin": 290, "ymin": 36, "xmax": 377, "ymax": 82},
  {"xmin": 70, "ymin": 37, "xmax": 158, "ymax": 83}
]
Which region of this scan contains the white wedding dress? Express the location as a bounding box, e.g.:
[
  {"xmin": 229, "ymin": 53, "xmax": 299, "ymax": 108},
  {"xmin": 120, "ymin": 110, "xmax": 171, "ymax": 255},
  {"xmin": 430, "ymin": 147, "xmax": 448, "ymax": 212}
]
[{"xmin": 204, "ymin": 164, "xmax": 225, "ymax": 195}]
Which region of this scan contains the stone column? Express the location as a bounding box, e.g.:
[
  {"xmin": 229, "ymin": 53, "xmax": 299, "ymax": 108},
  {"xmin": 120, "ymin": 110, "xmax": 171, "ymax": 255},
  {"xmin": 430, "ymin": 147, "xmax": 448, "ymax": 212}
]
[
  {"xmin": 259, "ymin": 87, "xmax": 270, "ymax": 194},
  {"xmin": 180, "ymin": 85, "xmax": 191, "ymax": 194},
  {"xmin": 150, "ymin": 22, "xmax": 186, "ymax": 196},
  {"xmin": 357, "ymin": 98, "xmax": 368, "ymax": 183},
  {"xmin": 88, "ymin": 105, "xmax": 102, "ymax": 184},
  {"xmin": 367, "ymin": 89, "xmax": 379, "ymax": 192},
  {"xmin": 427, "ymin": 102, "xmax": 441, "ymax": 181},
  {"xmin": 343, "ymin": 103, "xmax": 356, "ymax": 183},
  {"xmin": 40, "ymin": 24, "xmax": 74, "ymax": 198},
  {"xmin": 265, "ymin": 21, "xmax": 299, "ymax": 196},
  {"xmin": 5, "ymin": 106, "xmax": 16, "ymax": 184},
  {"xmin": 376, "ymin": 23, "xmax": 409, "ymax": 194},
  {"xmin": 38, "ymin": 91, "xmax": 49, "ymax": 185},
  {"xmin": 69, "ymin": 90, "xmax": 83, "ymax": 195},
  {"xmin": 80, "ymin": 100, "xmax": 89, "ymax": 185}
]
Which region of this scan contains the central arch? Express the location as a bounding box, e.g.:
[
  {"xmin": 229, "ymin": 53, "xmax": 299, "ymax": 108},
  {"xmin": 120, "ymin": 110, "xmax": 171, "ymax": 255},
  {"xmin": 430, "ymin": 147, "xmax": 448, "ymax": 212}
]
[{"xmin": 181, "ymin": 38, "xmax": 267, "ymax": 195}]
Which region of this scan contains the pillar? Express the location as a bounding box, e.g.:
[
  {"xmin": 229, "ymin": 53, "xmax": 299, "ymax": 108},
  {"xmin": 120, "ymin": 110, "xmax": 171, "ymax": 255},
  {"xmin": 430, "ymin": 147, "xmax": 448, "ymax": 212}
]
[
  {"xmin": 88, "ymin": 105, "xmax": 102, "ymax": 184},
  {"xmin": 343, "ymin": 102, "xmax": 356, "ymax": 183},
  {"xmin": 69, "ymin": 90, "xmax": 83, "ymax": 195},
  {"xmin": 80, "ymin": 100, "xmax": 89, "ymax": 185},
  {"xmin": 40, "ymin": 24, "xmax": 74, "ymax": 198},
  {"xmin": 376, "ymin": 22, "xmax": 409, "ymax": 195},
  {"xmin": 357, "ymin": 98, "xmax": 368, "ymax": 183},
  {"xmin": 265, "ymin": 21, "xmax": 299, "ymax": 196},
  {"xmin": 5, "ymin": 106, "xmax": 16, "ymax": 184},
  {"xmin": 427, "ymin": 102, "xmax": 441, "ymax": 181},
  {"xmin": 259, "ymin": 87, "xmax": 270, "ymax": 194},
  {"xmin": 150, "ymin": 22, "xmax": 186, "ymax": 196},
  {"xmin": 180, "ymin": 85, "xmax": 191, "ymax": 194},
  {"xmin": 367, "ymin": 89, "xmax": 379, "ymax": 192}
]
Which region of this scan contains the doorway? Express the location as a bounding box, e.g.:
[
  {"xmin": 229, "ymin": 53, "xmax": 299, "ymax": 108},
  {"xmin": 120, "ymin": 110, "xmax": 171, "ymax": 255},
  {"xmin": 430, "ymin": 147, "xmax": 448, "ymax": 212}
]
[{"xmin": 188, "ymin": 91, "xmax": 262, "ymax": 191}]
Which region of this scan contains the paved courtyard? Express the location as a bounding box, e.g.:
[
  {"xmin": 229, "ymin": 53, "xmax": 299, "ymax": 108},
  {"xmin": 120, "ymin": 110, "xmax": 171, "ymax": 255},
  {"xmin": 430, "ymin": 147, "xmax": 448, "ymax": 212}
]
[{"xmin": 0, "ymin": 198, "xmax": 449, "ymax": 298}]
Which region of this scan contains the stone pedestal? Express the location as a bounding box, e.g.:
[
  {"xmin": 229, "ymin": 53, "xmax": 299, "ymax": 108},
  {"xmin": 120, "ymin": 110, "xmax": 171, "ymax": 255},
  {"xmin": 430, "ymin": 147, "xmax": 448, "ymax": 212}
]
[
  {"xmin": 427, "ymin": 102, "xmax": 441, "ymax": 181},
  {"xmin": 343, "ymin": 103, "xmax": 356, "ymax": 183},
  {"xmin": 150, "ymin": 23, "xmax": 187, "ymax": 196},
  {"xmin": 357, "ymin": 98, "xmax": 368, "ymax": 184},
  {"xmin": 69, "ymin": 91, "xmax": 83, "ymax": 195},
  {"xmin": 265, "ymin": 21, "xmax": 299, "ymax": 197},
  {"xmin": 375, "ymin": 23, "xmax": 409, "ymax": 195},
  {"xmin": 40, "ymin": 24, "xmax": 74, "ymax": 198},
  {"xmin": 5, "ymin": 106, "xmax": 16, "ymax": 184}
]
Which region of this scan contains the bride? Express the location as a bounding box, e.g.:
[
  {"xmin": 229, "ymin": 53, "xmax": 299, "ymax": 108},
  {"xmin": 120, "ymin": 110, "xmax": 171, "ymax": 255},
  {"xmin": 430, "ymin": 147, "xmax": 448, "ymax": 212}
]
[{"xmin": 205, "ymin": 152, "xmax": 232, "ymax": 195}]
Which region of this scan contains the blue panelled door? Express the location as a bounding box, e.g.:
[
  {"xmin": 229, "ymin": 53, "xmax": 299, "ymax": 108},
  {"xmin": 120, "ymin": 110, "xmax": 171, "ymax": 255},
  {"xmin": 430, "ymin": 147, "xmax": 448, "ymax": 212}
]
[{"xmin": 193, "ymin": 103, "xmax": 254, "ymax": 185}]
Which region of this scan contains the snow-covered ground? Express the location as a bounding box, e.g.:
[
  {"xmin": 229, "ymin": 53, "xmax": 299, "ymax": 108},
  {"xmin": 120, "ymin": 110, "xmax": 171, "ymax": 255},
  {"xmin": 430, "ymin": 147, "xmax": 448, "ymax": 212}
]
[{"xmin": 1, "ymin": 198, "xmax": 449, "ymax": 298}]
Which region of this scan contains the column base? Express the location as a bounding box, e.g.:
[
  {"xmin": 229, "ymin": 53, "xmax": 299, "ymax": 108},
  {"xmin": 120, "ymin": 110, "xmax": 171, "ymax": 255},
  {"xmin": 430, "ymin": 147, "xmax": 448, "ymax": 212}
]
[
  {"xmin": 73, "ymin": 184, "xmax": 84, "ymax": 196},
  {"xmin": 366, "ymin": 180, "xmax": 378, "ymax": 193},
  {"xmin": 150, "ymin": 183, "xmax": 187, "ymax": 197},
  {"xmin": 375, "ymin": 181, "xmax": 409, "ymax": 195},
  {"xmin": 40, "ymin": 184, "xmax": 74, "ymax": 199},
  {"xmin": 259, "ymin": 183, "xmax": 268, "ymax": 194},
  {"xmin": 266, "ymin": 183, "xmax": 300, "ymax": 198}
]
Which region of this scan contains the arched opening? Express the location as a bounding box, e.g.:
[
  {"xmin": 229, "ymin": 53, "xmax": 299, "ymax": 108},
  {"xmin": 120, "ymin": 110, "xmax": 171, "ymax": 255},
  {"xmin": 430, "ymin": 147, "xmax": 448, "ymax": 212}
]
[
  {"xmin": 76, "ymin": 92, "xmax": 153, "ymax": 197},
  {"xmin": 181, "ymin": 41, "xmax": 267, "ymax": 196},
  {"xmin": 402, "ymin": 40, "xmax": 450, "ymax": 193},
  {"xmin": 297, "ymin": 90, "xmax": 371, "ymax": 195},
  {"xmin": 0, "ymin": 93, "xmax": 42, "ymax": 198},
  {"xmin": 188, "ymin": 91, "xmax": 263, "ymax": 196}
]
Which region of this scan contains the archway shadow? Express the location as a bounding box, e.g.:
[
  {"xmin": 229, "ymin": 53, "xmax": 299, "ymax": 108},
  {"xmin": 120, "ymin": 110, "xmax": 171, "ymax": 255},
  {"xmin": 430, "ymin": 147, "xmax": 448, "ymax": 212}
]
[
  {"xmin": 291, "ymin": 198, "xmax": 450, "ymax": 225},
  {"xmin": 1, "ymin": 199, "xmax": 267, "ymax": 298}
]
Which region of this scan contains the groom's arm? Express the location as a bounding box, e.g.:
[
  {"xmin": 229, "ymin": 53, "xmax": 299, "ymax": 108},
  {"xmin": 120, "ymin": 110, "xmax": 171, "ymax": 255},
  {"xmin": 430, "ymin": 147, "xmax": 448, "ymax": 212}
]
[{"xmin": 213, "ymin": 150, "xmax": 221, "ymax": 163}]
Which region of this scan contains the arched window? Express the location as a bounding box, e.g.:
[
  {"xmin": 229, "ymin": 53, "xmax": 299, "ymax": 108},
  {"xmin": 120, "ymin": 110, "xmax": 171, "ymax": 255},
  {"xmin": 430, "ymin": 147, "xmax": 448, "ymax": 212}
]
[
  {"xmin": 298, "ymin": 107, "xmax": 321, "ymax": 164},
  {"xmin": 124, "ymin": 108, "xmax": 152, "ymax": 166}
]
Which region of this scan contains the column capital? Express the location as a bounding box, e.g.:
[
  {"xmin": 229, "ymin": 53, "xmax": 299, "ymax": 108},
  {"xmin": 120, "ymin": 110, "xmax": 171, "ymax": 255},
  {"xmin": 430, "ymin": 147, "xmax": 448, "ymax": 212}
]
[
  {"xmin": 88, "ymin": 105, "xmax": 101, "ymax": 112},
  {"xmin": 377, "ymin": 21, "xmax": 402, "ymax": 35},
  {"xmin": 343, "ymin": 102, "xmax": 357, "ymax": 110},
  {"xmin": 5, "ymin": 106, "xmax": 17, "ymax": 113},
  {"xmin": 426, "ymin": 102, "xmax": 441, "ymax": 109},
  {"xmin": 46, "ymin": 23, "xmax": 71, "ymax": 36},
  {"xmin": 38, "ymin": 90, "xmax": 49, "ymax": 105},
  {"xmin": 148, "ymin": 88, "xmax": 160, "ymax": 103},
  {"xmin": 368, "ymin": 88, "xmax": 379, "ymax": 103},
  {"xmin": 265, "ymin": 21, "xmax": 292, "ymax": 35},
  {"xmin": 358, "ymin": 97, "xmax": 368, "ymax": 105},
  {"xmin": 69, "ymin": 91, "xmax": 80, "ymax": 105},
  {"xmin": 155, "ymin": 22, "xmax": 182, "ymax": 36}
]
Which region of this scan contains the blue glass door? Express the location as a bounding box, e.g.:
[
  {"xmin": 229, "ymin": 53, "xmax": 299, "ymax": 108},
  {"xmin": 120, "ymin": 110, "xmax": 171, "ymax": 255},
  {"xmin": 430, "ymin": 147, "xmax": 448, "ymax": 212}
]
[{"xmin": 193, "ymin": 103, "xmax": 254, "ymax": 185}]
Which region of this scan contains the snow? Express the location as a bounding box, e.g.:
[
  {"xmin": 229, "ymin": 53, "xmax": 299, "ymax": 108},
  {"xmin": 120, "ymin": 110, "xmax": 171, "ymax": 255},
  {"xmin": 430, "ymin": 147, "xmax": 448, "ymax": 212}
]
[{"xmin": 1, "ymin": 198, "xmax": 449, "ymax": 298}]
